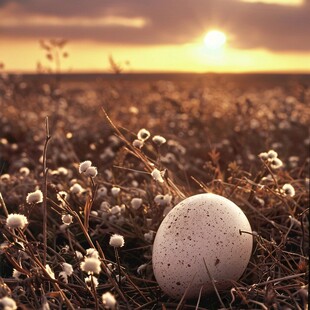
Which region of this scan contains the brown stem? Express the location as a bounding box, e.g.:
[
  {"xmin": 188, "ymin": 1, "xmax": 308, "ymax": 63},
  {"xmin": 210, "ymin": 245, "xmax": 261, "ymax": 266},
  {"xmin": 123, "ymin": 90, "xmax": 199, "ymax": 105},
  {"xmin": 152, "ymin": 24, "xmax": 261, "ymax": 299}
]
[
  {"xmin": 0, "ymin": 192, "xmax": 9, "ymax": 217},
  {"xmin": 42, "ymin": 117, "xmax": 51, "ymax": 266}
]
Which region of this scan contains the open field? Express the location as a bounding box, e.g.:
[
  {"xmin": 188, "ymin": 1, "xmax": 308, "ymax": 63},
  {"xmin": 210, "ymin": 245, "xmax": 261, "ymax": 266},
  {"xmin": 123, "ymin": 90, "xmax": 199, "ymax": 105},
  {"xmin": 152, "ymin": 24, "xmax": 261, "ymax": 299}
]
[{"xmin": 0, "ymin": 73, "xmax": 309, "ymax": 309}]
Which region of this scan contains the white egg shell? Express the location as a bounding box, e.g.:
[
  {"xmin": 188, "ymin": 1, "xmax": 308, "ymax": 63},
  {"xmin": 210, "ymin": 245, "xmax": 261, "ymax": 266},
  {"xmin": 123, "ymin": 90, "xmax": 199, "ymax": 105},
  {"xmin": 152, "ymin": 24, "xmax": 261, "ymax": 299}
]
[{"xmin": 152, "ymin": 193, "xmax": 253, "ymax": 299}]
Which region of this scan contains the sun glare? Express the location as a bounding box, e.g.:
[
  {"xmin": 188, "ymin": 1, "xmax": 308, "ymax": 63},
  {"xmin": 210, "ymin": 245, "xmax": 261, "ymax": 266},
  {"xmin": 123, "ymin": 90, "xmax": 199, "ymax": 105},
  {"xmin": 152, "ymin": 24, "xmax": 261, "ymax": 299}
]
[{"xmin": 203, "ymin": 30, "xmax": 227, "ymax": 49}]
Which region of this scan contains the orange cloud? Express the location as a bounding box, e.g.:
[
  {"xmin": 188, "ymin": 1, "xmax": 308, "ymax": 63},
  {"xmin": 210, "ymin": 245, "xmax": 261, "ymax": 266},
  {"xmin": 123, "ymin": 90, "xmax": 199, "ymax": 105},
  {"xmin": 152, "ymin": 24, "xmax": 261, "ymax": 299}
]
[{"xmin": 0, "ymin": 0, "xmax": 309, "ymax": 51}]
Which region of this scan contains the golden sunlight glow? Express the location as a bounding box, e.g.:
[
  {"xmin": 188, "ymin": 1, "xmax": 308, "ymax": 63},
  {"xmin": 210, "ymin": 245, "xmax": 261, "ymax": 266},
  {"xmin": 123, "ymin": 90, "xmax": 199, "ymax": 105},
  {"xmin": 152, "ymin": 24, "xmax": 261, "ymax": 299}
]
[
  {"xmin": 203, "ymin": 30, "xmax": 227, "ymax": 50},
  {"xmin": 0, "ymin": 15, "xmax": 148, "ymax": 28},
  {"xmin": 240, "ymin": 0, "xmax": 304, "ymax": 6},
  {"xmin": 0, "ymin": 39, "xmax": 310, "ymax": 73}
]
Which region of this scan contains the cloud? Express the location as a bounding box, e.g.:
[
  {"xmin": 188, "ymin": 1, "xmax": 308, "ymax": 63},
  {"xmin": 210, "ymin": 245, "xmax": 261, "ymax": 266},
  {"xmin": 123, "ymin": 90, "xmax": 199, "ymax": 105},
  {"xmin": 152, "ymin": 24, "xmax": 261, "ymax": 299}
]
[{"xmin": 0, "ymin": 0, "xmax": 309, "ymax": 51}]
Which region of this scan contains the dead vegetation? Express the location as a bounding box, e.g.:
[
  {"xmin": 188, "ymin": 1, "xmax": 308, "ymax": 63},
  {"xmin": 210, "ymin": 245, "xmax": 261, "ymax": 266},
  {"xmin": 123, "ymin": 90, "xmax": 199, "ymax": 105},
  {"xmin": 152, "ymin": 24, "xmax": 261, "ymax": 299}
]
[{"xmin": 0, "ymin": 73, "xmax": 309, "ymax": 309}]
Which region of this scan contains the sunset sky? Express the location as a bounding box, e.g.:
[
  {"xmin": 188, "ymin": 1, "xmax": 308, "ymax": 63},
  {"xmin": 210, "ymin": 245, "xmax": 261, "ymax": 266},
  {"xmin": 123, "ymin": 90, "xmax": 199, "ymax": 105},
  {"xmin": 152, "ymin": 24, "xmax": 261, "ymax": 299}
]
[{"xmin": 0, "ymin": 0, "xmax": 309, "ymax": 73}]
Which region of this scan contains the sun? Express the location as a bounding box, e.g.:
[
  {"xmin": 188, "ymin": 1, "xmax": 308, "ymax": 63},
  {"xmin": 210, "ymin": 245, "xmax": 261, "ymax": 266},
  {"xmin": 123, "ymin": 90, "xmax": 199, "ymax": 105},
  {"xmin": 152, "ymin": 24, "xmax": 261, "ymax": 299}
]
[{"xmin": 203, "ymin": 30, "xmax": 227, "ymax": 49}]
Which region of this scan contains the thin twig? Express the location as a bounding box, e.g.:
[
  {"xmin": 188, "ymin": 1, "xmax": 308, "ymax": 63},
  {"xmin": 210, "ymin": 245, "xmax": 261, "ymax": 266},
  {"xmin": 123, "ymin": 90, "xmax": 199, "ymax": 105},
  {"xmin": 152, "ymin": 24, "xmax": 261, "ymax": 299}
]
[
  {"xmin": 195, "ymin": 286, "xmax": 203, "ymax": 310},
  {"xmin": 251, "ymin": 273, "xmax": 306, "ymax": 288},
  {"xmin": 42, "ymin": 116, "xmax": 51, "ymax": 266},
  {"xmin": 90, "ymin": 274, "xmax": 99, "ymax": 310},
  {"xmin": 0, "ymin": 192, "xmax": 9, "ymax": 217},
  {"xmin": 96, "ymin": 241, "xmax": 130, "ymax": 306},
  {"xmin": 114, "ymin": 247, "xmax": 122, "ymax": 290},
  {"xmin": 202, "ymin": 258, "xmax": 225, "ymax": 309}
]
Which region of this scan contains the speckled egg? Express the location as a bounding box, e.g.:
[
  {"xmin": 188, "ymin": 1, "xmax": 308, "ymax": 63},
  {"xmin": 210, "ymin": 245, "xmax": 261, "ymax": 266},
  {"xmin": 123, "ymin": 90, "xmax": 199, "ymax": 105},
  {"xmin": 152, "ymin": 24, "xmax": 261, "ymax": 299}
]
[{"xmin": 152, "ymin": 193, "xmax": 253, "ymax": 299}]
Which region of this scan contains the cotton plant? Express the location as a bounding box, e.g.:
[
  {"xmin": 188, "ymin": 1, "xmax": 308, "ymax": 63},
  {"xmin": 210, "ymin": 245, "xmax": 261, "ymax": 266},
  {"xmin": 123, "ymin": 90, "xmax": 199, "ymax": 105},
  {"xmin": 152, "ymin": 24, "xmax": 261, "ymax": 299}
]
[
  {"xmin": 109, "ymin": 234, "xmax": 125, "ymax": 288},
  {"xmin": 280, "ymin": 183, "xmax": 296, "ymax": 197},
  {"xmin": 6, "ymin": 214, "xmax": 28, "ymax": 230},
  {"xmin": 258, "ymin": 149, "xmax": 283, "ymax": 170},
  {"xmin": 0, "ymin": 296, "xmax": 17, "ymax": 310},
  {"xmin": 59, "ymin": 263, "xmax": 74, "ymax": 283},
  {"xmin": 130, "ymin": 197, "xmax": 143, "ymax": 210},
  {"xmin": 80, "ymin": 256, "xmax": 101, "ymax": 275},
  {"xmin": 26, "ymin": 189, "xmax": 43, "ymax": 204},
  {"xmin": 79, "ymin": 160, "xmax": 98, "ymax": 178},
  {"xmin": 102, "ymin": 292, "xmax": 117, "ymax": 310},
  {"xmin": 151, "ymin": 168, "xmax": 164, "ymax": 183}
]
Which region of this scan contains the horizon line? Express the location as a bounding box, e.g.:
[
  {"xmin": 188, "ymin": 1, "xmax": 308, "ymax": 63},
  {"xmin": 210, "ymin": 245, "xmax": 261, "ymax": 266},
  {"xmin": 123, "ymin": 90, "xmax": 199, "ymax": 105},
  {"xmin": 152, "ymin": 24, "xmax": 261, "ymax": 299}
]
[{"xmin": 3, "ymin": 70, "xmax": 310, "ymax": 75}]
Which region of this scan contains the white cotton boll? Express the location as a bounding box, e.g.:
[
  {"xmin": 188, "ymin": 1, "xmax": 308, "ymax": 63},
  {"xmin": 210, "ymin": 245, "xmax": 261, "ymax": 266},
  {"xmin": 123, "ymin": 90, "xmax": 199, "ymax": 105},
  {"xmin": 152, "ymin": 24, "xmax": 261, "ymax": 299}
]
[
  {"xmin": 289, "ymin": 156, "xmax": 299, "ymax": 168},
  {"xmin": 1, "ymin": 174, "xmax": 10, "ymax": 182},
  {"xmin": 131, "ymin": 198, "xmax": 143, "ymax": 210},
  {"xmin": 11, "ymin": 143, "xmax": 18, "ymax": 151},
  {"xmin": 59, "ymin": 271, "xmax": 68, "ymax": 283},
  {"xmin": 41, "ymin": 300, "xmax": 50, "ymax": 310},
  {"xmin": 111, "ymin": 187, "xmax": 121, "ymax": 197},
  {"xmin": 267, "ymin": 150, "xmax": 278, "ymax": 159},
  {"xmin": 57, "ymin": 167, "xmax": 68, "ymax": 176},
  {"xmin": 120, "ymin": 204, "xmax": 126, "ymax": 213},
  {"xmin": 62, "ymin": 263, "xmax": 73, "ymax": 276},
  {"xmin": 270, "ymin": 158, "xmax": 283, "ymax": 170},
  {"xmin": 161, "ymin": 152, "xmax": 176, "ymax": 164},
  {"xmin": 70, "ymin": 183, "xmax": 84, "ymax": 194},
  {"xmin": 45, "ymin": 264, "xmax": 55, "ymax": 279},
  {"xmin": 163, "ymin": 194, "xmax": 172, "ymax": 205},
  {"xmin": 109, "ymin": 234, "xmax": 125, "ymax": 248},
  {"xmin": 86, "ymin": 248, "xmax": 99, "ymax": 259},
  {"xmin": 12, "ymin": 269, "xmax": 22, "ymax": 279},
  {"xmin": 26, "ymin": 189, "xmax": 43, "ymax": 204},
  {"xmin": 100, "ymin": 201, "xmax": 111, "ymax": 212},
  {"xmin": 80, "ymin": 257, "xmax": 101, "ymax": 275},
  {"xmin": 104, "ymin": 169, "xmax": 113, "ymax": 181},
  {"xmin": 102, "ymin": 292, "xmax": 116, "ymax": 310},
  {"xmin": 19, "ymin": 167, "xmax": 30, "ymax": 176},
  {"xmin": 79, "ymin": 160, "xmax": 92, "ymax": 173},
  {"xmin": 248, "ymin": 153, "xmax": 256, "ymax": 161},
  {"xmin": 152, "ymin": 135, "xmax": 166, "ymax": 145},
  {"xmin": 258, "ymin": 152, "xmax": 268, "ymax": 160},
  {"xmin": 131, "ymin": 180, "xmax": 139, "ymax": 187},
  {"xmin": 282, "ymin": 184, "xmax": 295, "ymax": 197},
  {"xmin": 97, "ymin": 186, "xmax": 108, "ymax": 198},
  {"xmin": 129, "ymin": 106, "xmax": 139, "ymax": 114},
  {"xmin": 0, "ymin": 296, "xmax": 17, "ymax": 310},
  {"xmin": 85, "ymin": 275, "xmax": 99, "ymax": 288},
  {"xmin": 109, "ymin": 135, "xmax": 120, "ymax": 146},
  {"xmin": 137, "ymin": 263, "xmax": 148, "ymax": 275},
  {"xmin": 61, "ymin": 214, "xmax": 73, "ymax": 226},
  {"xmin": 151, "ymin": 169, "xmax": 164, "ymax": 183},
  {"xmin": 57, "ymin": 191, "xmax": 68, "ymax": 202},
  {"xmin": 106, "ymin": 263, "xmax": 114, "ymax": 275},
  {"xmin": 75, "ymin": 251, "xmax": 83, "ymax": 259},
  {"xmin": 137, "ymin": 128, "xmax": 150, "ymax": 141},
  {"xmin": 61, "ymin": 245, "xmax": 70, "ymax": 253},
  {"xmin": 154, "ymin": 194, "xmax": 164, "ymax": 205},
  {"xmin": 6, "ymin": 214, "xmax": 28, "ymax": 229},
  {"xmin": 154, "ymin": 194, "xmax": 171, "ymax": 207},
  {"xmin": 84, "ymin": 166, "xmax": 98, "ymax": 178},
  {"xmin": 110, "ymin": 205, "xmax": 121, "ymax": 215},
  {"xmin": 133, "ymin": 139, "xmax": 144, "ymax": 148}
]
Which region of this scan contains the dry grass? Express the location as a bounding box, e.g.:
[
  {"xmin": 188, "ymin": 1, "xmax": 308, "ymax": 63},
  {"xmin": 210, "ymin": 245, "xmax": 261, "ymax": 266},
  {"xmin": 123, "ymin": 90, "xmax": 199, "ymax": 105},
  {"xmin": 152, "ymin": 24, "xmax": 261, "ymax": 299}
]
[{"xmin": 0, "ymin": 73, "xmax": 309, "ymax": 309}]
